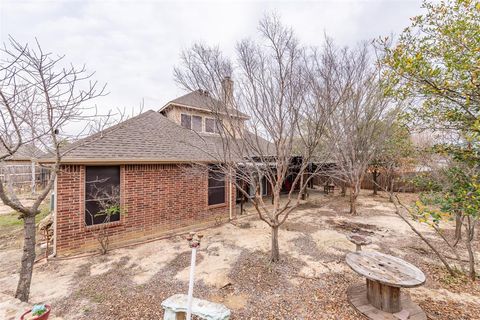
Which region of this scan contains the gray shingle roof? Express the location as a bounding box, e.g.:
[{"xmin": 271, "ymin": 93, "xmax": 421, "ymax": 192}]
[
  {"xmin": 162, "ymin": 90, "xmax": 250, "ymax": 119},
  {"xmin": 42, "ymin": 109, "xmax": 274, "ymax": 164},
  {"xmin": 55, "ymin": 110, "xmax": 223, "ymax": 163},
  {"xmin": 1, "ymin": 144, "xmax": 45, "ymax": 161}
]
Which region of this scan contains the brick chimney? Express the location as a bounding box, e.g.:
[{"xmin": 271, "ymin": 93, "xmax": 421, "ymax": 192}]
[{"xmin": 221, "ymin": 76, "xmax": 234, "ymax": 108}]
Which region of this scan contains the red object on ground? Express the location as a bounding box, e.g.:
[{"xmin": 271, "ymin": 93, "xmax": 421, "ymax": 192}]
[{"xmin": 20, "ymin": 305, "xmax": 51, "ymax": 320}]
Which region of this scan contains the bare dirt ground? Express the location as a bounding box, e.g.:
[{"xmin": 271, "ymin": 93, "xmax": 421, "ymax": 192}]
[{"xmin": 0, "ymin": 190, "xmax": 479, "ymax": 319}]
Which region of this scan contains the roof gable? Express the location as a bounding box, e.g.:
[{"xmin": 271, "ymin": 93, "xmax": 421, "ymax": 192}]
[
  {"xmin": 1, "ymin": 144, "xmax": 45, "ymax": 161},
  {"xmin": 161, "ymin": 90, "xmax": 249, "ymax": 119}
]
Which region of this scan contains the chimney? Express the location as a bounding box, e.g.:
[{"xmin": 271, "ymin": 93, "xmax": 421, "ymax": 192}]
[{"xmin": 221, "ymin": 76, "xmax": 234, "ymax": 108}]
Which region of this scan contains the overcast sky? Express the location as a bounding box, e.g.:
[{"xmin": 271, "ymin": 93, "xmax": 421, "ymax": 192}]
[{"xmin": 0, "ymin": 0, "xmax": 424, "ymax": 115}]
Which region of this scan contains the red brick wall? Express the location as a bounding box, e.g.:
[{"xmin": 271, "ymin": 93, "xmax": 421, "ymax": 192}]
[{"xmin": 55, "ymin": 164, "xmax": 235, "ymax": 255}]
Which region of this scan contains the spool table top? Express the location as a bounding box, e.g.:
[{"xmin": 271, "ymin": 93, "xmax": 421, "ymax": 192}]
[{"xmin": 346, "ymin": 251, "xmax": 426, "ymax": 288}]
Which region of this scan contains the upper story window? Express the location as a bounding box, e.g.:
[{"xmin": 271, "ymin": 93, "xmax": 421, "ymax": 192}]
[
  {"xmin": 181, "ymin": 114, "xmax": 192, "ymax": 129},
  {"xmin": 192, "ymin": 115, "xmax": 202, "ymax": 131},
  {"xmin": 181, "ymin": 113, "xmax": 203, "ymax": 132},
  {"xmin": 205, "ymin": 118, "xmax": 222, "ymax": 134}
]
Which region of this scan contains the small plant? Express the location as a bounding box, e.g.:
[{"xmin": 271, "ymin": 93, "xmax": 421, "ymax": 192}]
[{"xmin": 85, "ymin": 182, "xmax": 122, "ymax": 255}]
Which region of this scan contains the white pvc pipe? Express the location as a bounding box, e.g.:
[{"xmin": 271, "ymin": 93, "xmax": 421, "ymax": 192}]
[{"xmin": 186, "ymin": 247, "xmax": 197, "ymax": 320}]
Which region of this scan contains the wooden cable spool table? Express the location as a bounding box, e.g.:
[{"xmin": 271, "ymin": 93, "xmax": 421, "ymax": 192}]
[{"xmin": 345, "ymin": 251, "xmax": 426, "ymax": 320}]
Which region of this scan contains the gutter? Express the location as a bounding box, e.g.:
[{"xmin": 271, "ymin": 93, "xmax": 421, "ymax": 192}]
[{"xmin": 37, "ymin": 158, "xmax": 221, "ymax": 165}]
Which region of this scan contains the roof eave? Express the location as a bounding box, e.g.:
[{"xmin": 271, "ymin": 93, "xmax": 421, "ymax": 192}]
[
  {"xmin": 159, "ymin": 102, "xmax": 250, "ymax": 120},
  {"xmin": 38, "ymin": 158, "xmax": 222, "ymax": 165}
]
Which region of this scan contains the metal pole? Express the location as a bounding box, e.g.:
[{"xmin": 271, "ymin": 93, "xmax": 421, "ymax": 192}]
[
  {"xmin": 185, "ymin": 232, "xmax": 202, "ymax": 320},
  {"xmin": 186, "ymin": 247, "xmax": 196, "ymax": 320}
]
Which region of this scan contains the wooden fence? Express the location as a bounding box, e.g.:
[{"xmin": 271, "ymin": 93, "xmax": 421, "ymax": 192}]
[
  {"xmin": 313, "ymin": 171, "xmax": 421, "ymax": 193},
  {"xmin": 0, "ymin": 161, "xmax": 51, "ymax": 192},
  {"xmin": 361, "ymin": 171, "xmax": 419, "ymax": 193}
]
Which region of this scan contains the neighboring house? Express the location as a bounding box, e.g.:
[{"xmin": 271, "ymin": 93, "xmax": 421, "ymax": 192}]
[
  {"xmin": 0, "ymin": 144, "xmax": 48, "ymax": 193},
  {"xmin": 48, "ymin": 79, "xmax": 274, "ymax": 255}
]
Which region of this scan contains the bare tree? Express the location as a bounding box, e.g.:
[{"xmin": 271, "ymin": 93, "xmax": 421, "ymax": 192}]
[
  {"xmin": 85, "ymin": 181, "xmax": 121, "ymax": 255},
  {"xmin": 325, "ymin": 42, "xmax": 400, "ymax": 215},
  {"xmin": 0, "ymin": 37, "xmax": 105, "ymax": 302},
  {"xmin": 174, "ymin": 15, "xmax": 335, "ymax": 262}
]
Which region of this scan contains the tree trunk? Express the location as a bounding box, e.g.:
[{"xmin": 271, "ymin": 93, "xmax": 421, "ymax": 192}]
[
  {"xmin": 454, "ymin": 213, "xmax": 463, "ymax": 246},
  {"xmin": 341, "ymin": 184, "xmax": 346, "ymax": 197},
  {"xmin": 466, "ymin": 236, "xmax": 476, "ymax": 281},
  {"xmin": 372, "ymin": 170, "xmax": 379, "ymax": 196},
  {"xmin": 15, "ymin": 214, "xmax": 36, "ymax": 302},
  {"xmin": 240, "ymin": 196, "xmax": 245, "ymax": 215},
  {"xmin": 388, "ymin": 176, "xmax": 395, "ymax": 202},
  {"xmin": 465, "ymin": 217, "xmax": 476, "ymax": 281},
  {"xmin": 300, "ymin": 173, "xmax": 307, "ymax": 200},
  {"xmin": 349, "ymin": 185, "xmax": 359, "ymax": 215},
  {"xmin": 270, "ymin": 225, "xmax": 280, "ymax": 262}
]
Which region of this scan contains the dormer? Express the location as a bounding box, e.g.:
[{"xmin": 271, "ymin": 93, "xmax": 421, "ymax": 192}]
[{"xmin": 159, "ymin": 77, "xmax": 249, "ymax": 136}]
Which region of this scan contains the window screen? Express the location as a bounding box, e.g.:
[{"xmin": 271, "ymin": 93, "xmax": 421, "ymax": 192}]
[
  {"xmin": 208, "ymin": 166, "xmax": 226, "ymax": 205},
  {"xmin": 192, "ymin": 115, "xmax": 202, "ymax": 132},
  {"xmin": 85, "ymin": 166, "xmax": 121, "ymax": 226},
  {"xmin": 205, "ymin": 118, "xmax": 222, "ymax": 133},
  {"xmin": 181, "ymin": 114, "xmax": 192, "ymax": 129},
  {"xmin": 205, "ymin": 118, "xmax": 215, "ymax": 133}
]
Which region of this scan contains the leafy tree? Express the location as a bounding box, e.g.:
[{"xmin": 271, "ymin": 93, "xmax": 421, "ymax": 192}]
[
  {"xmin": 414, "ymin": 164, "xmax": 479, "ymax": 280},
  {"xmin": 380, "ymin": 0, "xmax": 479, "ymax": 280},
  {"xmin": 380, "ymin": 0, "xmax": 479, "ymax": 135}
]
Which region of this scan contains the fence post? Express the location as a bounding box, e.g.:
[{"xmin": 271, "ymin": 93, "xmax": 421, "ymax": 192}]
[{"xmin": 31, "ymin": 161, "xmax": 36, "ymax": 195}]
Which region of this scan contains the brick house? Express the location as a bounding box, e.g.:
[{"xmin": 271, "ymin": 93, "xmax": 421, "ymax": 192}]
[{"xmin": 50, "ymin": 84, "xmax": 271, "ymax": 255}]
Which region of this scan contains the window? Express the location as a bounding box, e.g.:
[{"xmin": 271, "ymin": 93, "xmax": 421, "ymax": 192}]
[
  {"xmin": 181, "ymin": 114, "xmax": 203, "ymax": 132},
  {"xmin": 181, "ymin": 114, "xmax": 192, "ymax": 129},
  {"xmin": 205, "ymin": 118, "xmax": 215, "ymax": 133},
  {"xmin": 85, "ymin": 166, "xmax": 121, "ymax": 226},
  {"xmin": 192, "ymin": 115, "xmax": 202, "ymax": 131},
  {"xmin": 205, "ymin": 118, "xmax": 222, "ymax": 133},
  {"xmin": 261, "ymin": 176, "xmax": 268, "ymax": 196},
  {"xmin": 208, "ymin": 166, "xmax": 226, "ymax": 205}
]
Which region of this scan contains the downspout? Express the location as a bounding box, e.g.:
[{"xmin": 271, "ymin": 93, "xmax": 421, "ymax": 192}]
[
  {"xmin": 49, "ymin": 175, "xmax": 58, "ymax": 258},
  {"xmin": 228, "ymin": 166, "xmax": 233, "ymax": 220}
]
